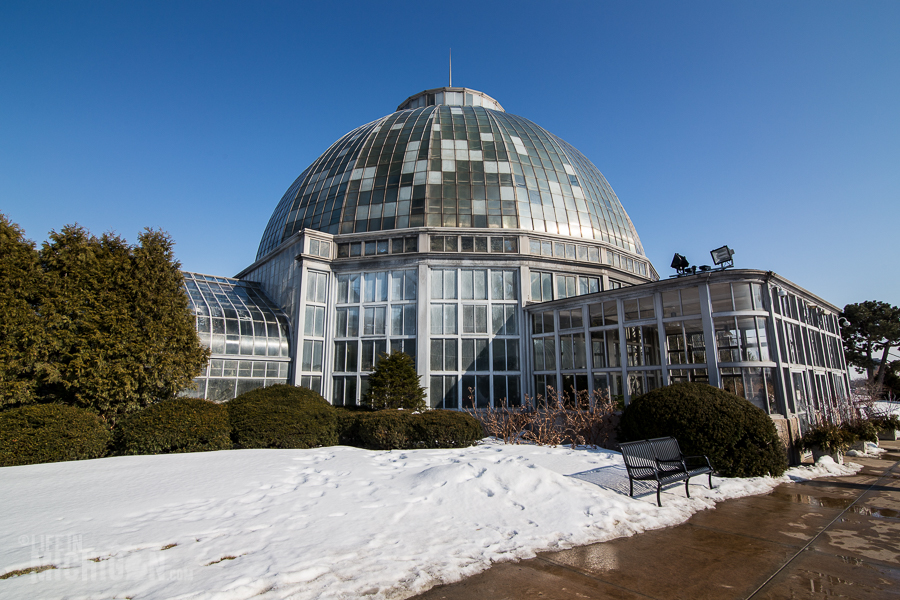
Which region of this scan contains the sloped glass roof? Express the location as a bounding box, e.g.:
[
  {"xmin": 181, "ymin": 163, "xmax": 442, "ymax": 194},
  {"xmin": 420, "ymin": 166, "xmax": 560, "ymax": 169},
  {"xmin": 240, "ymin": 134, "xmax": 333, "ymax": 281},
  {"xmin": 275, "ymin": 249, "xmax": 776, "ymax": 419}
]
[
  {"xmin": 182, "ymin": 272, "xmax": 290, "ymax": 359},
  {"xmin": 257, "ymin": 89, "xmax": 644, "ymax": 261}
]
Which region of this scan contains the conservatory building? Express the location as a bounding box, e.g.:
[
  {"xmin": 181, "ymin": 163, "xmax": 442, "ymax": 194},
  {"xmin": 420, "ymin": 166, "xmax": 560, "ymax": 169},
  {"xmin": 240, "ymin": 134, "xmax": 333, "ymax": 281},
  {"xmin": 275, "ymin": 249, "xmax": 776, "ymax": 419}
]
[{"xmin": 180, "ymin": 86, "xmax": 852, "ymax": 429}]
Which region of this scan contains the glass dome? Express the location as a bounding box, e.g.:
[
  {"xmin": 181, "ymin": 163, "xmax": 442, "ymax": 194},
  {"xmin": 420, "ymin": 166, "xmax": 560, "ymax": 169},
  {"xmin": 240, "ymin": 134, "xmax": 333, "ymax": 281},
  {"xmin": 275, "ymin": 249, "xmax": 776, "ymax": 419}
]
[{"xmin": 257, "ymin": 88, "xmax": 644, "ymax": 261}]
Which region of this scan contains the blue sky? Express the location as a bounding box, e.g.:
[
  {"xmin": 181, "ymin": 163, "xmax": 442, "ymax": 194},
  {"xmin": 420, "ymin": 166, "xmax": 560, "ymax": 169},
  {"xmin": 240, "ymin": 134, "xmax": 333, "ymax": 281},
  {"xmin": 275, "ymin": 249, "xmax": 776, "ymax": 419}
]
[{"xmin": 2, "ymin": 1, "xmax": 898, "ymax": 309}]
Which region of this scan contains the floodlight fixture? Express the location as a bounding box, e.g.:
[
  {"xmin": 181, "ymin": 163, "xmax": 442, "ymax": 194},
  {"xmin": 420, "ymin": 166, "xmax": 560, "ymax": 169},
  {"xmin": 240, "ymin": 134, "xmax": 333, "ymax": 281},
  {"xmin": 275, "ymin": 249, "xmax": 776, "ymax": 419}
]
[
  {"xmin": 670, "ymin": 253, "xmax": 691, "ymax": 276},
  {"xmin": 710, "ymin": 245, "xmax": 735, "ymax": 269},
  {"xmin": 671, "ymin": 253, "xmax": 689, "ymax": 269}
]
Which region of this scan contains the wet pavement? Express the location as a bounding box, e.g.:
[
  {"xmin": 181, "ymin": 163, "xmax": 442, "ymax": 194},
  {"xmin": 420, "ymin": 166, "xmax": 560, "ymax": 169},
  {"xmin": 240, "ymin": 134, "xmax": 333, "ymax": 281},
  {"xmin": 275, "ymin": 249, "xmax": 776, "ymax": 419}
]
[{"xmin": 413, "ymin": 441, "xmax": 900, "ymax": 600}]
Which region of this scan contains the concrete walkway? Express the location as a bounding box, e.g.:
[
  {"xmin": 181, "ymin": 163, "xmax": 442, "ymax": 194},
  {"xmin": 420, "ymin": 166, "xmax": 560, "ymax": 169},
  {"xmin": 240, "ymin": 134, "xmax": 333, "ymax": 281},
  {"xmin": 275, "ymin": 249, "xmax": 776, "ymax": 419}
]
[{"xmin": 414, "ymin": 441, "xmax": 900, "ymax": 600}]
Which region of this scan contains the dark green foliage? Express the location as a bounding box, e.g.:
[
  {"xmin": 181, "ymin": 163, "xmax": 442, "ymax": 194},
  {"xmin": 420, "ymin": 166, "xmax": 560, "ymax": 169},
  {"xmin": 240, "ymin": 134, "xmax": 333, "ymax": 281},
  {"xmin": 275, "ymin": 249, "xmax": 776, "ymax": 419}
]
[
  {"xmin": 338, "ymin": 409, "xmax": 483, "ymax": 450},
  {"xmin": 841, "ymin": 301, "xmax": 900, "ymax": 389},
  {"xmin": 872, "ymin": 414, "xmax": 900, "ymax": 433},
  {"xmin": 115, "ymin": 398, "xmax": 231, "ymax": 455},
  {"xmin": 0, "ymin": 215, "xmax": 46, "ymax": 407},
  {"xmin": 355, "ymin": 410, "xmax": 412, "ymax": 450},
  {"xmin": 412, "ymin": 410, "xmax": 484, "ymax": 448},
  {"xmin": 0, "ymin": 213, "xmax": 209, "ymax": 424},
  {"xmin": 0, "ymin": 404, "xmax": 111, "ymax": 466},
  {"xmin": 841, "ymin": 419, "xmax": 879, "ymax": 444},
  {"xmin": 362, "ymin": 352, "xmax": 427, "ymax": 411},
  {"xmin": 226, "ymin": 384, "xmax": 338, "ymax": 449},
  {"xmin": 618, "ymin": 382, "xmax": 787, "ymax": 477},
  {"xmin": 798, "ymin": 423, "xmax": 857, "ymax": 453},
  {"xmin": 38, "ymin": 225, "xmax": 209, "ymax": 424}
]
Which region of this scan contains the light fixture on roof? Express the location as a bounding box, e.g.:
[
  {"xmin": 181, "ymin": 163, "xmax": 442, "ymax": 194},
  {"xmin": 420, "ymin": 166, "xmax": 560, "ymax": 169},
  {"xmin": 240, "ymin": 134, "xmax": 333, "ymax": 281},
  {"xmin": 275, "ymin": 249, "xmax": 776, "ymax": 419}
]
[
  {"xmin": 710, "ymin": 245, "xmax": 735, "ymax": 270},
  {"xmin": 670, "ymin": 253, "xmax": 695, "ymax": 277}
]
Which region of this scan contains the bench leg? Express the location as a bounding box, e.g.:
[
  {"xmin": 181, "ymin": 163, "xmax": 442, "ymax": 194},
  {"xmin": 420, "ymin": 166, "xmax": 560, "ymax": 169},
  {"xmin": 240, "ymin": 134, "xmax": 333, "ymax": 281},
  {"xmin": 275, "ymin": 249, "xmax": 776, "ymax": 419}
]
[
  {"xmin": 629, "ymin": 479, "xmax": 634, "ymax": 498},
  {"xmin": 656, "ymin": 484, "xmax": 662, "ymax": 507},
  {"xmin": 685, "ymin": 478, "xmax": 691, "ymax": 499},
  {"xmin": 708, "ymin": 472, "xmax": 713, "ymax": 489}
]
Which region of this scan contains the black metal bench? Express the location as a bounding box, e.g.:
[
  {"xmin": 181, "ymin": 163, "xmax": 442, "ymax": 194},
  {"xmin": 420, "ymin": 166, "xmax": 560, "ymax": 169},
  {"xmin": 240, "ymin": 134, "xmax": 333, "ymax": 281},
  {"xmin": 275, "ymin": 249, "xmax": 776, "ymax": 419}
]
[{"xmin": 618, "ymin": 437, "xmax": 714, "ymax": 507}]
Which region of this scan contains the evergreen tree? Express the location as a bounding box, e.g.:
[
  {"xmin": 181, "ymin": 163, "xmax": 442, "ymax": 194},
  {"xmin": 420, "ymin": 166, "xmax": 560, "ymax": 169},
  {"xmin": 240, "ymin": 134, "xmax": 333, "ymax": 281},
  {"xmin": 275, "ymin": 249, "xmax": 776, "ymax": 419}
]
[
  {"xmin": 37, "ymin": 225, "xmax": 209, "ymax": 424},
  {"xmin": 129, "ymin": 229, "xmax": 209, "ymax": 410},
  {"xmin": 0, "ymin": 215, "xmax": 45, "ymax": 407},
  {"xmin": 0, "ymin": 213, "xmax": 209, "ymax": 424},
  {"xmin": 362, "ymin": 351, "xmax": 426, "ymax": 411},
  {"xmin": 841, "ymin": 301, "xmax": 900, "ymax": 390}
]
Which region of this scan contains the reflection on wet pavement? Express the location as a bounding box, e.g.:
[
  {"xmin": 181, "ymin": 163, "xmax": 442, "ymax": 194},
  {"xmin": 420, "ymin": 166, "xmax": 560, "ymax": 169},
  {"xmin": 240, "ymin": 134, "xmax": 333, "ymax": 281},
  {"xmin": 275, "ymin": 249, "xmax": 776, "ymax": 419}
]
[
  {"xmin": 413, "ymin": 443, "xmax": 900, "ymax": 600},
  {"xmin": 766, "ymin": 492, "xmax": 900, "ymax": 518}
]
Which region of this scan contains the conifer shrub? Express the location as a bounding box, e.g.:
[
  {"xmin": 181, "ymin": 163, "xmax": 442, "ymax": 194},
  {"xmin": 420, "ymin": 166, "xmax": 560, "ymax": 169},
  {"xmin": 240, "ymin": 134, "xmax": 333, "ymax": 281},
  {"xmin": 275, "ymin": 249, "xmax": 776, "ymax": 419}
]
[
  {"xmin": 872, "ymin": 414, "xmax": 900, "ymax": 433},
  {"xmin": 618, "ymin": 382, "xmax": 787, "ymax": 477},
  {"xmin": 841, "ymin": 419, "xmax": 879, "ymax": 444},
  {"xmin": 798, "ymin": 422, "xmax": 856, "ymax": 454},
  {"xmin": 362, "ymin": 352, "xmax": 427, "ymax": 411},
  {"xmin": 0, "ymin": 404, "xmax": 111, "ymax": 466},
  {"xmin": 115, "ymin": 398, "xmax": 231, "ymax": 455},
  {"xmin": 338, "ymin": 409, "xmax": 483, "ymax": 450},
  {"xmin": 226, "ymin": 384, "xmax": 337, "ymax": 449},
  {"xmin": 412, "ymin": 410, "xmax": 483, "ymax": 448},
  {"xmin": 353, "ymin": 410, "xmax": 413, "ymax": 450}
]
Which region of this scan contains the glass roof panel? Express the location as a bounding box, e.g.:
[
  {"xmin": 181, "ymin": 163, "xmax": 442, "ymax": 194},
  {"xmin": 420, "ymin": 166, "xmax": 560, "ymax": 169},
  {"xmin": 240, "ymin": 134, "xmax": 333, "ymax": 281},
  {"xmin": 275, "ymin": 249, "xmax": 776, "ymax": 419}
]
[{"xmin": 256, "ymin": 94, "xmax": 644, "ymax": 260}]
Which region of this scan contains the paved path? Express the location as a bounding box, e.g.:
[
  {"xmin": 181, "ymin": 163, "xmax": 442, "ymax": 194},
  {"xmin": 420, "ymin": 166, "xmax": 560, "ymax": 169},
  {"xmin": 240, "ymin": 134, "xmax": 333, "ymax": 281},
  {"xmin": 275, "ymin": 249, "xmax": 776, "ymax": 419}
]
[{"xmin": 413, "ymin": 441, "xmax": 900, "ymax": 600}]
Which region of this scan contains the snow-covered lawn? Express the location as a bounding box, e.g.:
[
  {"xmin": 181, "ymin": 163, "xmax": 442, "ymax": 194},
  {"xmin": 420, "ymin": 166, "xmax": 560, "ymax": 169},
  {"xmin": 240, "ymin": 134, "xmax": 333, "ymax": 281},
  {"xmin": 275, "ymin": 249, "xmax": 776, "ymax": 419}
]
[{"xmin": 0, "ymin": 441, "xmax": 858, "ymax": 600}]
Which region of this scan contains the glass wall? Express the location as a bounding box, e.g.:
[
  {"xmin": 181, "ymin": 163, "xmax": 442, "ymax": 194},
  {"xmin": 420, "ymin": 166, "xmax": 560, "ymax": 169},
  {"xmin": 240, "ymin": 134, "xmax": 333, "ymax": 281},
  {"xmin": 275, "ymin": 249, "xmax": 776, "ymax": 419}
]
[
  {"xmin": 525, "ymin": 272, "xmax": 850, "ymax": 425},
  {"xmin": 429, "ymin": 267, "xmax": 521, "ymax": 409},
  {"xmin": 332, "ymin": 269, "xmax": 417, "ymax": 406},
  {"xmin": 298, "ymin": 270, "xmax": 329, "ymax": 394}
]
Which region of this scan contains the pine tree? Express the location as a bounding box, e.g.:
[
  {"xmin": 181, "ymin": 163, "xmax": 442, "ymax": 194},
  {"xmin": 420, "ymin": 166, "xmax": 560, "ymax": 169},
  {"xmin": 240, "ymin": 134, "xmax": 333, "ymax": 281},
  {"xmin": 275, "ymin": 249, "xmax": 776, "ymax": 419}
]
[
  {"xmin": 841, "ymin": 301, "xmax": 900, "ymax": 390},
  {"xmin": 0, "ymin": 214, "xmax": 45, "ymax": 407},
  {"xmin": 362, "ymin": 351, "xmax": 426, "ymax": 411}
]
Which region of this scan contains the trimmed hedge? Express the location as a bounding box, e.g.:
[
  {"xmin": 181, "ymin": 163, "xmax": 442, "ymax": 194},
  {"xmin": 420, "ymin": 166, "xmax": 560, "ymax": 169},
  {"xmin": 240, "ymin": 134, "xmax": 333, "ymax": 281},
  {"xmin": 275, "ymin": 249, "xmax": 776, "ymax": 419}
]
[
  {"xmin": 412, "ymin": 410, "xmax": 484, "ymax": 448},
  {"xmin": 0, "ymin": 404, "xmax": 111, "ymax": 467},
  {"xmin": 618, "ymin": 382, "xmax": 787, "ymax": 477},
  {"xmin": 338, "ymin": 409, "xmax": 483, "ymax": 450},
  {"xmin": 227, "ymin": 385, "xmax": 337, "ymax": 449},
  {"xmin": 116, "ymin": 398, "xmax": 231, "ymax": 455}
]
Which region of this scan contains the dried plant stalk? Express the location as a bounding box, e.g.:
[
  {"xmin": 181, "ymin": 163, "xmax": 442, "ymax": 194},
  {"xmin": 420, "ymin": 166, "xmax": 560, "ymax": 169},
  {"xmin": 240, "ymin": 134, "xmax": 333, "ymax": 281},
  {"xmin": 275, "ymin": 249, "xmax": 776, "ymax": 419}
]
[{"xmin": 468, "ymin": 386, "xmax": 619, "ymax": 449}]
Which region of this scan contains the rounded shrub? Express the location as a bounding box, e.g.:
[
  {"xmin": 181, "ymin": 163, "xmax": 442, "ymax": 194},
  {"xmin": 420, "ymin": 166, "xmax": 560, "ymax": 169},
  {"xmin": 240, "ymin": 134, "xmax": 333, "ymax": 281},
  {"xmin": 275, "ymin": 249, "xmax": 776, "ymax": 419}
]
[
  {"xmin": 412, "ymin": 410, "xmax": 483, "ymax": 448},
  {"xmin": 353, "ymin": 410, "xmax": 413, "ymax": 450},
  {"xmin": 339, "ymin": 409, "xmax": 484, "ymax": 450},
  {"xmin": 226, "ymin": 384, "xmax": 337, "ymax": 449},
  {"xmin": 618, "ymin": 382, "xmax": 787, "ymax": 477},
  {"xmin": 0, "ymin": 404, "xmax": 111, "ymax": 467},
  {"xmin": 116, "ymin": 398, "xmax": 231, "ymax": 455}
]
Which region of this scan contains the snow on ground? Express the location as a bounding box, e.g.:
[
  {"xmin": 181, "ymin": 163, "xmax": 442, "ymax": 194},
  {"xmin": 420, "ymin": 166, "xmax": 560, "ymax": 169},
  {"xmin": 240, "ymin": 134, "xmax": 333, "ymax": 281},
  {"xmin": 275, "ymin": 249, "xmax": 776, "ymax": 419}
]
[
  {"xmin": 846, "ymin": 441, "xmax": 887, "ymax": 457},
  {"xmin": 873, "ymin": 400, "xmax": 900, "ymax": 417},
  {"xmin": 0, "ymin": 441, "xmax": 860, "ymax": 600}
]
